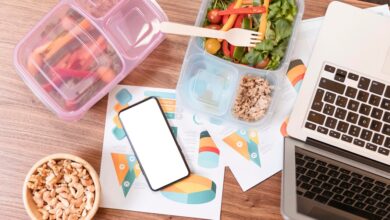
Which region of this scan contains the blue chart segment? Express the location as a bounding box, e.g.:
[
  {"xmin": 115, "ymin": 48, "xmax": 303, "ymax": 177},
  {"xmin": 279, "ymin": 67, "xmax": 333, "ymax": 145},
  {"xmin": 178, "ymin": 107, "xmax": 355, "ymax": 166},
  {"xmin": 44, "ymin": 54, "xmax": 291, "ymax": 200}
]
[{"xmin": 112, "ymin": 89, "xmax": 133, "ymax": 140}]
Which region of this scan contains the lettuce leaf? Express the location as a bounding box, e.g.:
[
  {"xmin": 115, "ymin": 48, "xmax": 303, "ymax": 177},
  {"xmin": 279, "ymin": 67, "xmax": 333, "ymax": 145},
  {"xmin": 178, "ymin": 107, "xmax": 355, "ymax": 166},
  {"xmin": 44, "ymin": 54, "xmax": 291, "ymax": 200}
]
[{"xmin": 274, "ymin": 19, "xmax": 292, "ymax": 43}]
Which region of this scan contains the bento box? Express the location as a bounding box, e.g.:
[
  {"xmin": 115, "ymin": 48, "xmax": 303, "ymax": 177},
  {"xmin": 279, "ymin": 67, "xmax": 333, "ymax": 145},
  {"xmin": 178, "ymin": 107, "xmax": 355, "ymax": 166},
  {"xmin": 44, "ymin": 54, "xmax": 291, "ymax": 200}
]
[
  {"xmin": 176, "ymin": 0, "xmax": 304, "ymax": 127},
  {"xmin": 14, "ymin": 0, "xmax": 168, "ymax": 121}
]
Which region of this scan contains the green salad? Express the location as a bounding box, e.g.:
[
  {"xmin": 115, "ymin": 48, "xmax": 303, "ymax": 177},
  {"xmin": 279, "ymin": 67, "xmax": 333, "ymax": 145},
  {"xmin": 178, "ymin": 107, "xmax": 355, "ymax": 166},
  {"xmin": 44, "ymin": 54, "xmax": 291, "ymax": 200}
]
[{"xmin": 203, "ymin": 0, "xmax": 297, "ymax": 70}]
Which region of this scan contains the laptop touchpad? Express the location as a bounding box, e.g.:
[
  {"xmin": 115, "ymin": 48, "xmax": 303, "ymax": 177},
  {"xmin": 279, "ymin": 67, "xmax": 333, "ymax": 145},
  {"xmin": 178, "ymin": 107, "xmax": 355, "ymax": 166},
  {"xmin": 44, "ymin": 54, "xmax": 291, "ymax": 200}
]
[{"xmin": 383, "ymin": 47, "xmax": 390, "ymax": 75}]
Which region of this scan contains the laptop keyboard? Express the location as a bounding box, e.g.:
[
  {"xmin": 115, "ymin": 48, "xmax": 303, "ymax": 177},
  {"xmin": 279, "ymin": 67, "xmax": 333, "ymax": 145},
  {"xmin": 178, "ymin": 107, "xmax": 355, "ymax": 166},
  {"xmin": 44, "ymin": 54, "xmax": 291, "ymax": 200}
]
[
  {"xmin": 305, "ymin": 63, "xmax": 390, "ymax": 157},
  {"xmin": 296, "ymin": 150, "xmax": 390, "ymax": 220}
]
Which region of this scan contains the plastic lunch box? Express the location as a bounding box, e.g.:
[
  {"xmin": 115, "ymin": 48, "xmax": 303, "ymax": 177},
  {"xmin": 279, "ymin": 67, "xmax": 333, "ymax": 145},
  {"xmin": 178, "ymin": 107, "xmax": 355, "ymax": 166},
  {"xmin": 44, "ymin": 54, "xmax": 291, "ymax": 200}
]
[
  {"xmin": 176, "ymin": 0, "xmax": 304, "ymax": 127},
  {"xmin": 14, "ymin": 0, "xmax": 167, "ymax": 121}
]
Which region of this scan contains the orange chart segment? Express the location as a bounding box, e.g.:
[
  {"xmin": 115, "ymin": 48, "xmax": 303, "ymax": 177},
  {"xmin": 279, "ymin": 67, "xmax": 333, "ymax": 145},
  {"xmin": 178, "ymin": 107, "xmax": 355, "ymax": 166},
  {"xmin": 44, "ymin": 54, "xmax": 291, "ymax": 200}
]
[
  {"xmin": 161, "ymin": 174, "xmax": 217, "ymax": 204},
  {"xmin": 223, "ymin": 129, "xmax": 261, "ymax": 167}
]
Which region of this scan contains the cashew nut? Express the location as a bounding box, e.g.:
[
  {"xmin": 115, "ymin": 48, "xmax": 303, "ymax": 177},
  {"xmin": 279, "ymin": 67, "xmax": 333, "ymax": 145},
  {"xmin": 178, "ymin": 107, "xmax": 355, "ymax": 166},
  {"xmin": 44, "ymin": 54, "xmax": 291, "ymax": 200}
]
[{"xmin": 38, "ymin": 208, "xmax": 49, "ymax": 220}]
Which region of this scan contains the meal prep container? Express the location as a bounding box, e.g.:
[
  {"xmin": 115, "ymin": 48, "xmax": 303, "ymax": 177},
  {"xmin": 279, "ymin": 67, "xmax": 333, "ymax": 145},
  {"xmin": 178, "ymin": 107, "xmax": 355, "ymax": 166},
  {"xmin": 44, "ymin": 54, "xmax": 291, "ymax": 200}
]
[
  {"xmin": 176, "ymin": 0, "xmax": 304, "ymax": 127},
  {"xmin": 14, "ymin": 0, "xmax": 168, "ymax": 121}
]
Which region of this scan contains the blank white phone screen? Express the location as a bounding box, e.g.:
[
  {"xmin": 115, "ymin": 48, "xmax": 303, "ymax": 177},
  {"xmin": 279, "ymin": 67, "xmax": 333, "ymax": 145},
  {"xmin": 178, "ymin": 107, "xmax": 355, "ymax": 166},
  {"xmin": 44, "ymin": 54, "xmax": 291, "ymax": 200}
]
[{"xmin": 119, "ymin": 98, "xmax": 189, "ymax": 190}]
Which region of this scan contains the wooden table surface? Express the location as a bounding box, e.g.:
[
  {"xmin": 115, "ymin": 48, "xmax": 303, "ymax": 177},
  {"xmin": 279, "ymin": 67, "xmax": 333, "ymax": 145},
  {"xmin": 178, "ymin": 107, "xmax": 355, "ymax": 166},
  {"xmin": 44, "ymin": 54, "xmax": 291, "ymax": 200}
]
[{"xmin": 0, "ymin": 0, "xmax": 379, "ymax": 219}]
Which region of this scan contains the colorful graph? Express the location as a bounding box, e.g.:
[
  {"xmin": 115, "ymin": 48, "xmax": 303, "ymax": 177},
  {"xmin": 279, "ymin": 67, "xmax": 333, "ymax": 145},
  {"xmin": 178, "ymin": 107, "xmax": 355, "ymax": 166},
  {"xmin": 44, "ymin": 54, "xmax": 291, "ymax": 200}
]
[
  {"xmin": 198, "ymin": 131, "xmax": 220, "ymax": 169},
  {"xmin": 223, "ymin": 129, "xmax": 261, "ymax": 167},
  {"xmin": 112, "ymin": 89, "xmax": 133, "ymax": 140},
  {"xmin": 282, "ymin": 60, "xmax": 307, "ymax": 137},
  {"xmin": 161, "ymin": 174, "xmax": 217, "ymax": 204},
  {"xmin": 144, "ymin": 91, "xmax": 176, "ymax": 119},
  {"xmin": 111, "ymin": 153, "xmax": 141, "ymax": 197},
  {"xmin": 287, "ymin": 59, "xmax": 306, "ymax": 92}
]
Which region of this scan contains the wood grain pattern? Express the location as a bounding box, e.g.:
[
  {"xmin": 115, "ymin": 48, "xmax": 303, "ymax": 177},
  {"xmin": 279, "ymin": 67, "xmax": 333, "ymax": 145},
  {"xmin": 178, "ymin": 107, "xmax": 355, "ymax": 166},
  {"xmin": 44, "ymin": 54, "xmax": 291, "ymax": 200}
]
[{"xmin": 0, "ymin": 0, "xmax": 378, "ymax": 219}]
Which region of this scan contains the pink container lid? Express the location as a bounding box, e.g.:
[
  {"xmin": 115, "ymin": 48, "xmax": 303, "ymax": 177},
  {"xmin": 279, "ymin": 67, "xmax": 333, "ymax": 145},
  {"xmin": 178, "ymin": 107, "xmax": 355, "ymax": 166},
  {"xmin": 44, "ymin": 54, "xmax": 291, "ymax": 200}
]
[{"xmin": 14, "ymin": 0, "xmax": 168, "ymax": 121}]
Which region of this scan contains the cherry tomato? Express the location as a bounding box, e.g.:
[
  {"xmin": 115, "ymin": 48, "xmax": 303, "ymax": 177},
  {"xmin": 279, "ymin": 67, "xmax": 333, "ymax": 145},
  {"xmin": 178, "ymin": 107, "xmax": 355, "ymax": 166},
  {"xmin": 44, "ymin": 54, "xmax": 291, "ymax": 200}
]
[
  {"xmin": 205, "ymin": 24, "xmax": 221, "ymax": 30},
  {"xmin": 256, "ymin": 57, "xmax": 270, "ymax": 69},
  {"xmin": 207, "ymin": 9, "xmax": 222, "ymax": 24},
  {"xmin": 205, "ymin": 38, "xmax": 221, "ymax": 55}
]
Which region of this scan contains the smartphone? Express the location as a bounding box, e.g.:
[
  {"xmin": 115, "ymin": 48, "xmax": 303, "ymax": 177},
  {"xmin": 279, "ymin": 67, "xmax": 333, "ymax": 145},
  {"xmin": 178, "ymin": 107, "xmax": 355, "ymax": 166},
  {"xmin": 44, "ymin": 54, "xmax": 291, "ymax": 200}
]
[{"xmin": 118, "ymin": 97, "xmax": 190, "ymax": 191}]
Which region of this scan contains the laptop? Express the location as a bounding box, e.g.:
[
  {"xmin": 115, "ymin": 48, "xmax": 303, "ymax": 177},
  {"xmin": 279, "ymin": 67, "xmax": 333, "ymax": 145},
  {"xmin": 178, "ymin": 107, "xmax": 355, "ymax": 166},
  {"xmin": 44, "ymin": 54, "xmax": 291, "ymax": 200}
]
[{"xmin": 282, "ymin": 2, "xmax": 390, "ymax": 220}]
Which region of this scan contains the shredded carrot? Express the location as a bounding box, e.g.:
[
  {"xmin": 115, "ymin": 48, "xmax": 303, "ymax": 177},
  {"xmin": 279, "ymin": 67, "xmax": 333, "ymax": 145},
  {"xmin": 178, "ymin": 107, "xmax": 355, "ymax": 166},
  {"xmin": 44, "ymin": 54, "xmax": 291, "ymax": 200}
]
[
  {"xmin": 220, "ymin": 0, "xmax": 244, "ymax": 32},
  {"xmin": 258, "ymin": 0, "xmax": 270, "ymax": 40},
  {"xmin": 44, "ymin": 19, "xmax": 92, "ymax": 61}
]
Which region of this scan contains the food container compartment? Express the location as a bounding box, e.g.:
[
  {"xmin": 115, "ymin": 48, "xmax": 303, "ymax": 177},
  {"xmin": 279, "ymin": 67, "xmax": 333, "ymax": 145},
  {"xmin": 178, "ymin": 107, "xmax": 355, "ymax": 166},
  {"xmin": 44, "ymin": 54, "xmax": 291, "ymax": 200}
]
[
  {"xmin": 104, "ymin": 0, "xmax": 165, "ymax": 60},
  {"xmin": 227, "ymin": 72, "xmax": 279, "ymax": 127},
  {"xmin": 176, "ymin": 0, "xmax": 304, "ymax": 127},
  {"xmin": 14, "ymin": 0, "xmax": 168, "ymax": 120},
  {"xmin": 177, "ymin": 53, "xmax": 239, "ymax": 116},
  {"xmin": 75, "ymin": 0, "xmax": 121, "ymax": 18}
]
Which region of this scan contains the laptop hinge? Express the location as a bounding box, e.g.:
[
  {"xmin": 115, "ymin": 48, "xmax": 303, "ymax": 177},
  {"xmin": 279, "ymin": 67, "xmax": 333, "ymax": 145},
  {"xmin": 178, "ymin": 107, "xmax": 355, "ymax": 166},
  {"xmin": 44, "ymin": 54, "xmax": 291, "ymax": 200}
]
[{"xmin": 306, "ymin": 138, "xmax": 389, "ymax": 173}]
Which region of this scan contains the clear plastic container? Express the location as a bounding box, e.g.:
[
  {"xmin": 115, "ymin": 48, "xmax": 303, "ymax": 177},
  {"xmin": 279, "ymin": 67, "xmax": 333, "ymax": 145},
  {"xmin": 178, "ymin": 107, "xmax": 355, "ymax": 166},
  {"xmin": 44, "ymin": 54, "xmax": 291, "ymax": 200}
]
[
  {"xmin": 14, "ymin": 0, "xmax": 168, "ymax": 121},
  {"xmin": 176, "ymin": 0, "xmax": 304, "ymax": 128}
]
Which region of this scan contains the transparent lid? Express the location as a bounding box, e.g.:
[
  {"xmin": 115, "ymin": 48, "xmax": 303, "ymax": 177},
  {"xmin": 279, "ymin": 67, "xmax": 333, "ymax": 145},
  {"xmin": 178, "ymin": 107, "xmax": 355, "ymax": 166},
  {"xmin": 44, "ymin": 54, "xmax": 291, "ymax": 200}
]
[{"xmin": 17, "ymin": 5, "xmax": 123, "ymax": 112}]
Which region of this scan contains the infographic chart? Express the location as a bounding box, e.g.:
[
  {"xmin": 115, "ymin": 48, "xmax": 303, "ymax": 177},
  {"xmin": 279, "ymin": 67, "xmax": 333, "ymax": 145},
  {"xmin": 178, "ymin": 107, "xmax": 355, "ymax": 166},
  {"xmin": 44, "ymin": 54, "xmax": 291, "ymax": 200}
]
[
  {"xmin": 111, "ymin": 153, "xmax": 141, "ymax": 197},
  {"xmin": 223, "ymin": 129, "xmax": 261, "ymax": 167}
]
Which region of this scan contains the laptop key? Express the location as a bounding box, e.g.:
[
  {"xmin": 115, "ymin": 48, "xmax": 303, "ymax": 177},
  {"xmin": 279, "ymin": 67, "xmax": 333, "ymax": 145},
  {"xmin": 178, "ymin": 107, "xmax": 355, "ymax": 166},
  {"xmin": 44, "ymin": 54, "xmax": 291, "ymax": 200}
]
[
  {"xmin": 385, "ymin": 138, "xmax": 390, "ymax": 149},
  {"xmin": 310, "ymin": 179, "xmax": 322, "ymax": 187},
  {"xmin": 328, "ymin": 200, "xmax": 382, "ymax": 219},
  {"xmin": 340, "ymin": 181, "xmax": 352, "ymax": 189},
  {"xmin": 335, "ymin": 70, "xmax": 347, "ymax": 82},
  {"xmin": 354, "ymin": 194, "xmax": 366, "ymax": 201},
  {"xmin": 296, "ymin": 166, "xmax": 307, "ymax": 174},
  {"xmin": 296, "ymin": 158, "xmax": 305, "ymax": 166},
  {"xmin": 359, "ymin": 104, "xmax": 371, "ymax": 115},
  {"xmin": 348, "ymin": 100, "xmax": 359, "ymax": 112},
  {"xmin": 324, "ymin": 65, "xmax": 336, "ymax": 73},
  {"xmin": 307, "ymin": 170, "xmax": 318, "ymax": 178},
  {"xmin": 344, "ymin": 198, "xmax": 355, "ymax": 205},
  {"xmin": 351, "ymin": 185, "xmax": 363, "ymax": 192},
  {"xmin": 312, "ymin": 187, "xmax": 323, "ymax": 194},
  {"xmin": 363, "ymin": 177, "xmax": 374, "ymax": 183},
  {"xmin": 370, "ymin": 120, "xmax": 382, "ymax": 132},
  {"xmin": 339, "ymin": 174, "xmax": 351, "ymax": 181},
  {"xmin": 305, "ymin": 162, "xmax": 317, "ymax": 170},
  {"xmin": 358, "ymin": 77, "xmax": 371, "ymax": 90},
  {"xmin": 323, "ymin": 104, "xmax": 335, "ymax": 116},
  {"xmin": 384, "ymin": 112, "xmax": 390, "ymax": 123},
  {"xmin": 370, "ymin": 81, "xmax": 385, "ymax": 95},
  {"xmin": 353, "ymin": 139, "xmax": 365, "ymax": 147},
  {"xmin": 316, "ymin": 166, "xmax": 328, "ymax": 173},
  {"xmin": 376, "ymin": 202, "xmax": 387, "ymax": 209},
  {"xmin": 327, "ymin": 164, "xmax": 339, "ymax": 170},
  {"xmin": 343, "ymin": 190, "xmax": 355, "ymax": 198},
  {"xmin": 304, "ymin": 191, "xmax": 315, "ymax": 199},
  {"xmin": 360, "ymin": 129, "xmax": 373, "ymax": 141},
  {"xmin": 337, "ymin": 121, "xmax": 349, "ymax": 133},
  {"xmin": 376, "ymin": 209, "xmax": 387, "ymax": 217},
  {"xmin": 328, "ymin": 172, "xmax": 340, "ymax": 179},
  {"xmin": 318, "ymin": 174, "xmax": 329, "ymax": 181},
  {"xmin": 319, "ymin": 78, "xmax": 346, "ymax": 94},
  {"xmin": 357, "ymin": 90, "xmax": 369, "ymax": 102},
  {"xmin": 365, "ymin": 206, "xmax": 377, "ymax": 213},
  {"xmin": 333, "ymin": 194, "xmax": 344, "ymax": 201},
  {"xmin": 351, "ymin": 172, "xmax": 362, "ymax": 178},
  {"xmin": 339, "ymin": 168, "xmax": 350, "ymax": 174},
  {"xmin": 329, "ymin": 130, "xmax": 341, "ymax": 139},
  {"xmin": 378, "ymin": 147, "xmax": 389, "ymax": 156},
  {"xmin": 346, "ymin": 87, "xmax": 358, "ymax": 98},
  {"xmin": 372, "ymin": 134, "xmax": 384, "ymax": 145},
  {"xmin": 322, "ymin": 183, "xmax": 332, "ymax": 190},
  {"xmin": 304, "ymin": 155, "xmax": 315, "ymax": 162},
  {"xmin": 348, "ymin": 73, "xmax": 359, "ymax": 81},
  {"xmin": 335, "ymin": 108, "xmax": 347, "ymax": 120},
  {"xmin": 315, "ymin": 195, "xmax": 329, "ymax": 204},
  {"xmin": 311, "ymin": 101, "xmax": 323, "ymax": 112},
  {"xmin": 308, "ymin": 111, "xmax": 325, "ymax": 125},
  {"xmin": 322, "ymin": 190, "xmax": 333, "ymax": 198},
  {"xmin": 369, "ymin": 95, "xmax": 381, "ymax": 107},
  {"xmin": 332, "ymin": 186, "xmax": 343, "ymax": 194},
  {"xmin": 366, "ymin": 143, "xmax": 378, "ymax": 152},
  {"xmin": 300, "ymin": 183, "xmax": 312, "ymax": 191},
  {"xmin": 346, "ymin": 112, "xmax": 358, "ymax": 124},
  {"xmin": 374, "ymin": 181, "xmax": 386, "ymax": 187},
  {"xmin": 382, "ymin": 124, "xmax": 390, "ymax": 135},
  {"xmin": 362, "ymin": 189, "xmax": 374, "ymax": 197},
  {"xmin": 385, "ymin": 86, "xmax": 390, "ymax": 98},
  {"xmin": 381, "ymin": 99, "xmax": 390, "ymax": 111},
  {"xmin": 348, "ymin": 125, "xmax": 361, "ymax": 137},
  {"xmin": 335, "ymin": 96, "xmax": 348, "ymax": 107},
  {"xmin": 324, "ymin": 92, "xmax": 336, "ymax": 103},
  {"xmin": 299, "ymin": 175, "xmax": 310, "ymax": 183},
  {"xmin": 341, "ymin": 135, "xmax": 353, "ymax": 143},
  {"xmin": 305, "ymin": 122, "xmax": 316, "ymax": 130},
  {"xmin": 315, "ymin": 159, "xmax": 327, "ymax": 166},
  {"xmin": 373, "ymin": 193, "xmax": 385, "ymax": 201},
  {"xmin": 365, "ymin": 198, "xmax": 376, "ymax": 206},
  {"xmin": 355, "ymin": 202, "xmax": 366, "ymax": 209},
  {"xmin": 358, "ymin": 116, "xmax": 370, "ymax": 128}
]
